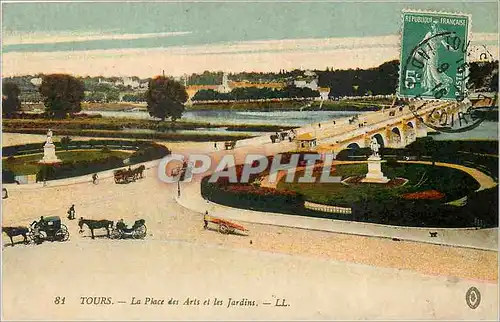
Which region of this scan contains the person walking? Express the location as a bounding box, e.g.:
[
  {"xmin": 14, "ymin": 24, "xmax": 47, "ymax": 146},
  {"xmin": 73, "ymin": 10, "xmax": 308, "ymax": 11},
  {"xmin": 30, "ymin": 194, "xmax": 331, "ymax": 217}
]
[
  {"xmin": 214, "ymin": 142, "xmax": 218, "ymax": 150},
  {"xmin": 204, "ymin": 211, "xmax": 209, "ymax": 229},
  {"xmin": 92, "ymin": 173, "xmax": 98, "ymax": 184},
  {"xmin": 67, "ymin": 205, "xmax": 76, "ymax": 220}
]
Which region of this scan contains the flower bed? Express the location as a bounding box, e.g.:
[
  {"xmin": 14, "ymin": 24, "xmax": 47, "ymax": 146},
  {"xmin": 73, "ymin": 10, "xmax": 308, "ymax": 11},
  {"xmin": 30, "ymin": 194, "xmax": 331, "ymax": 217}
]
[
  {"xmin": 201, "ymin": 152, "xmax": 326, "ymax": 213},
  {"xmin": 401, "ymin": 190, "xmax": 445, "ymax": 200}
]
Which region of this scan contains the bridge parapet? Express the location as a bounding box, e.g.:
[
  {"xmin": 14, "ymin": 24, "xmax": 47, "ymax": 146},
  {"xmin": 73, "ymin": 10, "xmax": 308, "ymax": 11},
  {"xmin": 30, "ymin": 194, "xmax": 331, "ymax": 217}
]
[{"xmin": 313, "ymin": 102, "xmax": 441, "ymax": 153}]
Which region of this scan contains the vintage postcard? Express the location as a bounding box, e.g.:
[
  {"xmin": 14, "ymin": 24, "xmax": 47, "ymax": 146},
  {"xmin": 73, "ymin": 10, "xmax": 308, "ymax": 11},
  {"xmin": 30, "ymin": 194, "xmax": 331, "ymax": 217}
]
[{"xmin": 1, "ymin": 1, "xmax": 498, "ymax": 320}]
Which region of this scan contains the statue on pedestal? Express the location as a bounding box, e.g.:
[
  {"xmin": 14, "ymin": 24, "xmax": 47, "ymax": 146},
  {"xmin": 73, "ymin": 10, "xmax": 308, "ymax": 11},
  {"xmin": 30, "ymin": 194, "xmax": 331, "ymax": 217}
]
[
  {"xmin": 369, "ymin": 137, "xmax": 380, "ymax": 158},
  {"xmin": 39, "ymin": 128, "xmax": 61, "ymax": 164},
  {"xmin": 361, "ymin": 136, "xmax": 389, "ymax": 183},
  {"xmin": 46, "ymin": 129, "xmax": 53, "ymax": 145}
]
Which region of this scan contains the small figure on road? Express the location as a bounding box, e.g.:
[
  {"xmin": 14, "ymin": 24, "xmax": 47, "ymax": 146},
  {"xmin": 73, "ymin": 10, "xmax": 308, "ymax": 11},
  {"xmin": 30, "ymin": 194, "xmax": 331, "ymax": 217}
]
[
  {"xmin": 92, "ymin": 173, "xmax": 98, "ymax": 184},
  {"xmin": 214, "ymin": 142, "xmax": 218, "ymax": 150},
  {"xmin": 67, "ymin": 204, "xmax": 76, "ymax": 220},
  {"xmin": 204, "ymin": 211, "xmax": 209, "ymax": 229}
]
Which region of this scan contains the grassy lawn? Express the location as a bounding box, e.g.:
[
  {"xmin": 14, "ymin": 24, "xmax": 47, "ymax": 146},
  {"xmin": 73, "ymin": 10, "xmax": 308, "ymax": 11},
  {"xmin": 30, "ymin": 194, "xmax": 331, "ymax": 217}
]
[
  {"xmin": 3, "ymin": 150, "xmax": 132, "ymax": 175},
  {"xmin": 277, "ymin": 163, "xmax": 480, "ymax": 207}
]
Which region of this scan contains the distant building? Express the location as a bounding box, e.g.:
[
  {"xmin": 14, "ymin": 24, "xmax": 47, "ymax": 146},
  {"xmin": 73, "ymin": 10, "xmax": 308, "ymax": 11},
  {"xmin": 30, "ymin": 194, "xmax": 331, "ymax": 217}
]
[
  {"xmin": 114, "ymin": 77, "xmax": 140, "ymax": 89},
  {"xmin": 294, "ymin": 78, "xmax": 319, "ymax": 90},
  {"xmin": 30, "ymin": 78, "xmax": 42, "ymax": 86},
  {"xmin": 293, "ymin": 70, "xmax": 319, "ymax": 90},
  {"xmin": 318, "ymin": 87, "xmax": 330, "ymax": 101},
  {"xmin": 217, "ymin": 73, "xmax": 232, "ymax": 93},
  {"xmin": 98, "ymin": 78, "xmax": 114, "ymax": 85}
]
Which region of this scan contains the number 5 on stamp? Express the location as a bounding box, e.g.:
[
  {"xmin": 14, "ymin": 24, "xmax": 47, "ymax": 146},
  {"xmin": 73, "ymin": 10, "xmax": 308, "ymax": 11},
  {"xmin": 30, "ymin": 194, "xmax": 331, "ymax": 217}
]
[{"xmin": 398, "ymin": 10, "xmax": 471, "ymax": 101}]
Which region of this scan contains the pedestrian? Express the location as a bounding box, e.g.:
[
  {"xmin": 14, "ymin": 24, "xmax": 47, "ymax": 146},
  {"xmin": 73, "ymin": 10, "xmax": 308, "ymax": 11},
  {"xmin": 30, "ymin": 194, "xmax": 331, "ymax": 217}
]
[
  {"xmin": 214, "ymin": 142, "xmax": 217, "ymax": 150},
  {"xmin": 318, "ymin": 123, "xmax": 321, "ymax": 128},
  {"xmin": 204, "ymin": 211, "xmax": 209, "ymax": 229},
  {"xmin": 92, "ymin": 173, "xmax": 98, "ymax": 184},
  {"xmin": 67, "ymin": 204, "xmax": 76, "ymax": 220}
]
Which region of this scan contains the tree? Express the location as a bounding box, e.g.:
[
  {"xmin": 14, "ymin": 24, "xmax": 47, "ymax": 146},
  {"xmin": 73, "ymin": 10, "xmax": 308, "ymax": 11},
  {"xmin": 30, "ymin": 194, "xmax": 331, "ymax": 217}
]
[
  {"xmin": 2, "ymin": 82, "xmax": 21, "ymax": 117},
  {"xmin": 39, "ymin": 74, "xmax": 85, "ymax": 118},
  {"xmin": 414, "ymin": 137, "xmax": 440, "ymax": 166},
  {"xmin": 146, "ymin": 76, "xmax": 188, "ymax": 121}
]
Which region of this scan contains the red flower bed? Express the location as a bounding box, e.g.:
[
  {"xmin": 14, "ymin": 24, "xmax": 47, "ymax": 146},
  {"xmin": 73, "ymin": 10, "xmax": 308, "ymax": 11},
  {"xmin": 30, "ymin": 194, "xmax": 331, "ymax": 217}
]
[
  {"xmin": 401, "ymin": 190, "xmax": 445, "ymax": 200},
  {"xmin": 225, "ymin": 184, "xmax": 299, "ymax": 197}
]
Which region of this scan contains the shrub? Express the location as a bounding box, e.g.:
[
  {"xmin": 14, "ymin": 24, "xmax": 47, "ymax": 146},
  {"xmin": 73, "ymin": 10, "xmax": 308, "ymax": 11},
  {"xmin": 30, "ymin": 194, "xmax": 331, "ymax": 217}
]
[
  {"xmin": 201, "ymin": 176, "xmax": 304, "ymax": 213},
  {"xmin": 37, "ymin": 156, "xmax": 125, "ymax": 181},
  {"xmin": 128, "ymin": 143, "xmax": 171, "ymax": 164},
  {"xmin": 2, "ymin": 170, "xmax": 16, "ymax": 183}
]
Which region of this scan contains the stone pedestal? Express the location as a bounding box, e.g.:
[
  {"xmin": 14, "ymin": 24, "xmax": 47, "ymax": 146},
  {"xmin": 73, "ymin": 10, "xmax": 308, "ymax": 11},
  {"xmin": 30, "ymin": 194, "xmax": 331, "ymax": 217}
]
[
  {"xmin": 361, "ymin": 156, "xmax": 389, "ymax": 183},
  {"xmin": 39, "ymin": 143, "xmax": 61, "ymax": 164}
]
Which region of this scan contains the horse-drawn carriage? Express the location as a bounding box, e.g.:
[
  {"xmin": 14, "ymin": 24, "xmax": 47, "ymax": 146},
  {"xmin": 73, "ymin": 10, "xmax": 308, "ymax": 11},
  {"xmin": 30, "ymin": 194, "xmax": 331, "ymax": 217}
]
[
  {"xmin": 114, "ymin": 168, "xmax": 135, "ymax": 184},
  {"xmin": 203, "ymin": 214, "xmax": 248, "ymax": 235},
  {"xmin": 29, "ymin": 216, "xmax": 70, "ymax": 244},
  {"xmin": 2, "ymin": 216, "xmax": 70, "ymax": 246},
  {"xmin": 113, "ymin": 165, "xmax": 146, "ymax": 184},
  {"xmin": 110, "ymin": 219, "xmax": 147, "ymax": 239},
  {"xmin": 224, "ymin": 141, "xmax": 237, "ymax": 150},
  {"xmin": 78, "ymin": 217, "xmax": 147, "ymax": 240}
]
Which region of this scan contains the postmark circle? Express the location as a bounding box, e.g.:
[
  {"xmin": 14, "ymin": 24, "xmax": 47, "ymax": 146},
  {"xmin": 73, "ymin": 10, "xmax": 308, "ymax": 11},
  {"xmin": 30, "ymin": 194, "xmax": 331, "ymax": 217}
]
[
  {"xmin": 465, "ymin": 286, "xmax": 481, "ymax": 309},
  {"xmin": 402, "ymin": 31, "xmax": 487, "ymax": 133}
]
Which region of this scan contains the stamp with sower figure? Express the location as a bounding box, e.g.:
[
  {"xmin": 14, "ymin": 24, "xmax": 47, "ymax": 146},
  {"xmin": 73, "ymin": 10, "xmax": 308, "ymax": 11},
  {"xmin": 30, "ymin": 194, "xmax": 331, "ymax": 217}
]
[
  {"xmin": 397, "ymin": 10, "xmax": 489, "ymax": 133},
  {"xmin": 399, "ymin": 10, "xmax": 470, "ymax": 101}
]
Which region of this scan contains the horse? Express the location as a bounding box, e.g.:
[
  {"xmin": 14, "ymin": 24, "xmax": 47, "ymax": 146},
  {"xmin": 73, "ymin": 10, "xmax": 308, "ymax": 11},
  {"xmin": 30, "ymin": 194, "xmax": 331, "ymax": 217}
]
[
  {"xmin": 133, "ymin": 165, "xmax": 146, "ymax": 180},
  {"xmin": 2, "ymin": 226, "xmax": 29, "ymax": 246},
  {"xmin": 78, "ymin": 218, "xmax": 114, "ymax": 239}
]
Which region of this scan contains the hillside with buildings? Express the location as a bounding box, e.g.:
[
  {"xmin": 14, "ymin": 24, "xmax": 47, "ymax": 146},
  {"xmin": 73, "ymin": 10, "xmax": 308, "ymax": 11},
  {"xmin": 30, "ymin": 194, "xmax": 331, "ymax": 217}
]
[{"xmin": 4, "ymin": 60, "xmax": 497, "ymax": 109}]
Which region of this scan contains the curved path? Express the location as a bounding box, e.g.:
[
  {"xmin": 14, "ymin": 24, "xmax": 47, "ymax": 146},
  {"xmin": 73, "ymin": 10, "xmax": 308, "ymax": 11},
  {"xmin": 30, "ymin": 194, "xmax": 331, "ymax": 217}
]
[{"xmin": 400, "ymin": 160, "xmax": 498, "ymax": 191}]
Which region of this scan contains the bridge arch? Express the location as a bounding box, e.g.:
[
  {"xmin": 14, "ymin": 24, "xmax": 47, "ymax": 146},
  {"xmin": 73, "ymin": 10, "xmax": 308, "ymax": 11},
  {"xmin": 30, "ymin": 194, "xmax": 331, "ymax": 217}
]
[
  {"xmin": 390, "ymin": 127, "xmax": 403, "ymax": 147},
  {"xmin": 371, "ymin": 133, "xmax": 385, "ymax": 149},
  {"xmin": 404, "ymin": 121, "xmax": 417, "ymax": 145},
  {"xmin": 346, "ymin": 142, "xmax": 361, "ymax": 149}
]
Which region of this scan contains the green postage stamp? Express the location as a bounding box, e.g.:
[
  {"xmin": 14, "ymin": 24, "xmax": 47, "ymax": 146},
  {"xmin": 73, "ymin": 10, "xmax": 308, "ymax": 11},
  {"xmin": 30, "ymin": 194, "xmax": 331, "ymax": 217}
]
[{"xmin": 398, "ymin": 10, "xmax": 471, "ymax": 101}]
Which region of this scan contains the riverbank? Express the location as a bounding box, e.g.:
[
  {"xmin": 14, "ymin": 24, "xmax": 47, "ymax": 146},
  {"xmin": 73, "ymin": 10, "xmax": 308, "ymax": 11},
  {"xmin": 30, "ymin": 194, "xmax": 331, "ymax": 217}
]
[
  {"xmin": 22, "ymin": 98, "xmax": 390, "ymax": 113},
  {"xmin": 186, "ymin": 99, "xmax": 386, "ymax": 111}
]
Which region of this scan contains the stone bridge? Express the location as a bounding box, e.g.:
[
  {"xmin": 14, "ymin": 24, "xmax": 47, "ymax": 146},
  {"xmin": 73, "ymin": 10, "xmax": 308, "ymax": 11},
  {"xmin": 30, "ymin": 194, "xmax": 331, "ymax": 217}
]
[{"xmin": 286, "ymin": 100, "xmax": 449, "ymax": 154}]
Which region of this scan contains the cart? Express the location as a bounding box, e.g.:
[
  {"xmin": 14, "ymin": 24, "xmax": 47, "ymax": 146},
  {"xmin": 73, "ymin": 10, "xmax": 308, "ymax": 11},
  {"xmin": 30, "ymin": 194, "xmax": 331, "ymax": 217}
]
[
  {"xmin": 114, "ymin": 168, "xmax": 135, "ymax": 184},
  {"xmin": 28, "ymin": 216, "xmax": 70, "ymax": 244},
  {"xmin": 224, "ymin": 141, "xmax": 237, "ymax": 150},
  {"xmin": 203, "ymin": 214, "xmax": 248, "ymax": 235}
]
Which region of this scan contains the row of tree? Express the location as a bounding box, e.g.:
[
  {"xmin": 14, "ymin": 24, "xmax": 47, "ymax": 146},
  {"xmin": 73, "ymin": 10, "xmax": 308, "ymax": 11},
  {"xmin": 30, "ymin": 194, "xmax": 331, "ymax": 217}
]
[
  {"xmin": 2, "ymin": 74, "xmax": 187, "ymax": 121},
  {"xmin": 318, "ymin": 60, "xmax": 498, "ymax": 98},
  {"xmin": 192, "ymin": 85, "xmax": 319, "ymax": 101},
  {"xmin": 186, "ymin": 69, "xmax": 307, "ymax": 85}
]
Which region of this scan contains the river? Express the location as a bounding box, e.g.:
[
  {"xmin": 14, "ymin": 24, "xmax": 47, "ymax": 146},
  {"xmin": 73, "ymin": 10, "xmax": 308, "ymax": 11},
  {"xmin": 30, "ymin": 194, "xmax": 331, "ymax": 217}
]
[
  {"xmin": 82, "ymin": 109, "xmax": 498, "ymax": 140},
  {"xmin": 83, "ymin": 110, "xmax": 365, "ymax": 126}
]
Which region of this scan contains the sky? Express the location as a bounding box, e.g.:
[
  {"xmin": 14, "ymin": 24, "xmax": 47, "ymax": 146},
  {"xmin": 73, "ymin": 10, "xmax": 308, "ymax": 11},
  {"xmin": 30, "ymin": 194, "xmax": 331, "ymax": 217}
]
[{"xmin": 2, "ymin": 1, "xmax": 498, "ymax": 77}]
